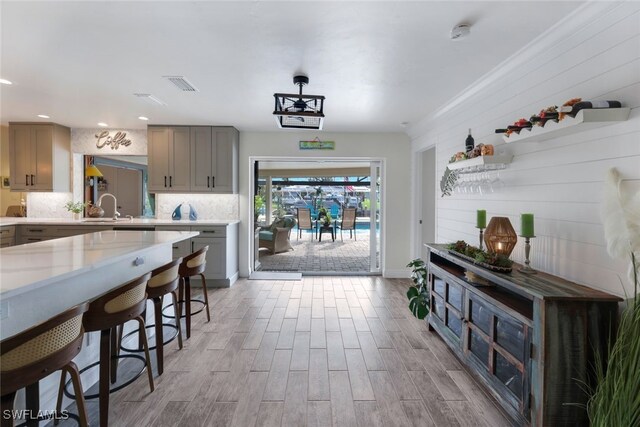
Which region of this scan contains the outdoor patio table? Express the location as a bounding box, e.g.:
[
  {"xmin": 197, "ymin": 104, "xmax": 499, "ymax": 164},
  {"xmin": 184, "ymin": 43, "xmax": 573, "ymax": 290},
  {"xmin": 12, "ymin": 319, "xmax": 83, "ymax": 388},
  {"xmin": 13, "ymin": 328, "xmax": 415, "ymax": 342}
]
[{"xmin": 316, "ymin": 220, "xmax": 336, "ymax": 242}]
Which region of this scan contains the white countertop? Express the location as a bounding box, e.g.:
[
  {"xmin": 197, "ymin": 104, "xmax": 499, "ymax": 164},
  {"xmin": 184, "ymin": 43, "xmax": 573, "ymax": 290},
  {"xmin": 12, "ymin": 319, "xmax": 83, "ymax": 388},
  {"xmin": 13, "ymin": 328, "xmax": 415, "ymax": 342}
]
[
  {"xmin": 0, "ymin": 230, "xmax": 198, "ymax": 299},
  {"xmin": 0, "ymin": 230, "xmax": 197, "ymax": 340},
  {"xmin": 0, "ymin": 217, "xmax": 239, "ymax": 226}
]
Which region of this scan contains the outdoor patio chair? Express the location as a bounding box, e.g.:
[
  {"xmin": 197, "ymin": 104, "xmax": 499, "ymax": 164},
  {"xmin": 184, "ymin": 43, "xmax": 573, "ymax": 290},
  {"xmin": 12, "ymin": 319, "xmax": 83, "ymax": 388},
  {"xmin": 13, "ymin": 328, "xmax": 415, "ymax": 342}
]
[
  {"xmin": 330, "ymin": 204, "xmax": 340, "ymax": 218},
  {"xmin": 258, "ymin": 216, "xmax": 296, "ymax": 254},
  {"xmin": 336, "ymin": 207, "xmax": 357, "ymax": 241},
  {"xmin": 296, "ymin": 208, "xmax": 315, "ymax": 240}
]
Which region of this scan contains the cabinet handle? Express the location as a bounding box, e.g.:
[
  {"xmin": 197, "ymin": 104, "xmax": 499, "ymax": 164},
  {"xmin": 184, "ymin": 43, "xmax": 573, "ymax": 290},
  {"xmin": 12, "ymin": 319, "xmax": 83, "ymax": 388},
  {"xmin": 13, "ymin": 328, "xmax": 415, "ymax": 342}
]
[
  {"xmin": 203, "ymin": 230, "xmax": 216, "ymax": 234},
  {"xmin": 31, "ymin": 175, "xmax": 34, "ymax": 186},
  {"xmin": 26, "ymin": 175, "xmax": 29, "ymax": 186},
  {"xmin": 212, "ymin": 176, "xmax": 215, "ymax": 188},
  {"xmin": 169, "ymin": 176, "xmax": 172, "ymax": 187},
  {"xmin": 172, "ymin": 246, "xmax": 179, "ymax": 250},
  {"xmin": 191, "ymin": 240, "xmax": 194, "ymax": 252},
  {"xmin": 207, "ymin": 176, "xmax": 210, "ymax": 188},
  {"xmin": 29, "ymin": 229, "xmax": 44, "ymax": 233},
  {"xmin": 164, "ymin": 176, "xmax": 167, "ymax": 187}
]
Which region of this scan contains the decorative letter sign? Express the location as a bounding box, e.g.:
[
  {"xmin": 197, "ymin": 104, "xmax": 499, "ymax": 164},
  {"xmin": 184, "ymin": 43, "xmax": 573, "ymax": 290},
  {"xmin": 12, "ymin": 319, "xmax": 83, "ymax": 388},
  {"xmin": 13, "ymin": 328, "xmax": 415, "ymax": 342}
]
[{"xmin": 95, "ymin": 130, "xmax": 133, "ymax": 150}]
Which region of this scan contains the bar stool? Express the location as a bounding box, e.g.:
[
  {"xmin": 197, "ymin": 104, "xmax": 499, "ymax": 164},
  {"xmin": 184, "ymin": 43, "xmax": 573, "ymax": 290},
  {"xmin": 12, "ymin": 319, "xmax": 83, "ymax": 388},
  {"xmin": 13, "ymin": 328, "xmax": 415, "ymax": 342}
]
[
  {"xmin": 59, "ymin": 273, "xmax": 154, "ymax": 427},
  {"xmin": 163, "ymin": 246, "xmax": 210, "ymax": 339},
  {"xmin": 1, "ymin": 303, "xmax": 89, "ymax": 427},
  {"xmin": 119, "ymin": 258, "xmax": 183, "ymax": 375}
]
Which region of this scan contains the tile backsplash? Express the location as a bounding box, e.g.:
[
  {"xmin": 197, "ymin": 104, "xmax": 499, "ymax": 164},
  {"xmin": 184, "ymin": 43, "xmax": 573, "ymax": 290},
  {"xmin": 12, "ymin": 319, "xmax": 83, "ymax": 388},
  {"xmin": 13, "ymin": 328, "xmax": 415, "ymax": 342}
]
[
  {"xmin": 155, "ymin": 194, "xmax": 239, "ymax": 220},
  {"xmin": 27, "ymin": 192, "xmax": 74, "ymax": 218}
]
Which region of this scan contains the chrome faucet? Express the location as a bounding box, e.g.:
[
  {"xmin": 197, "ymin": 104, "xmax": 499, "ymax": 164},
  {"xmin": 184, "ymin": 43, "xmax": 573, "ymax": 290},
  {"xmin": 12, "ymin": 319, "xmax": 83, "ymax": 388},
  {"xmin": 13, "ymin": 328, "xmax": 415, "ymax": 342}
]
[{"xmin": 97, "ymin": 193, "xmax": 120, "ymax": 220}]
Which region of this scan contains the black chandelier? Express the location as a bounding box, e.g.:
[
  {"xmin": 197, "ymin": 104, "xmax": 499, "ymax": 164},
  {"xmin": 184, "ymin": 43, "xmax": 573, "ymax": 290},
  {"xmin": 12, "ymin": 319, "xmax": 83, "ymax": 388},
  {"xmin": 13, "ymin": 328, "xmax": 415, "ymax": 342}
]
[{"xmin": 273, "ymin": 75, "xmax": 325, "ymax": 130}]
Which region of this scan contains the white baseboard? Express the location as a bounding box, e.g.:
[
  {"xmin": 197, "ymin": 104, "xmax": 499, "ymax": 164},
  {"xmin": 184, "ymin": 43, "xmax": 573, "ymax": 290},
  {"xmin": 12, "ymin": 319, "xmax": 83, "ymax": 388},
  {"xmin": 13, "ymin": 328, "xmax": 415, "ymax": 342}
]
[{"xmin": 383, "ymin": 268, "xmax": 411, "ymax": 278}]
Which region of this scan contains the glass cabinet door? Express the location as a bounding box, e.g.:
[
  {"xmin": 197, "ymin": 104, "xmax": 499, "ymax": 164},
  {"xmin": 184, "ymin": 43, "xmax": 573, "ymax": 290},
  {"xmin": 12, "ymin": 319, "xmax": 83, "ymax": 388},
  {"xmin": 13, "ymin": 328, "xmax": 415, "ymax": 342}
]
[
  {"xmin": 429, "ymin": 271, "xmax": 465, "ymax": 347},
  {"xmin": 466, "ymin": 293, "xmax": 530, "ymax": 416}
]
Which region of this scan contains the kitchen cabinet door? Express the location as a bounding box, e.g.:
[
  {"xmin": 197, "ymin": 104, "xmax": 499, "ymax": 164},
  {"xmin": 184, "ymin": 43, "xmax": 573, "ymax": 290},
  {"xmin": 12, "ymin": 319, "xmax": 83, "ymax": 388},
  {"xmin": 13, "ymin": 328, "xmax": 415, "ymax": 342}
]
[
  {"xmin": 31, "ymin": 125, "xmax": 54, "ymax": 190},
  {"xmin": 211, "ymin": 128, "xmax": 237, "ymax": 193},
  {"xmin": 169, "ymin": 127, "xmax": 191, "ymax": 191},
  {"xmin": 190, "ymin": 126, "xmax": 213, "ymax": 191},
  {"xmin": 192, "ymin": 238, "xmax": 226, "ymax": 279},
  {"xmin": 147, "ymin": 127, "xmax": 171, "ymax": 192},
  {"xmin": 9, "ymin": 125, "xmax": 31, "ymax": 191}
]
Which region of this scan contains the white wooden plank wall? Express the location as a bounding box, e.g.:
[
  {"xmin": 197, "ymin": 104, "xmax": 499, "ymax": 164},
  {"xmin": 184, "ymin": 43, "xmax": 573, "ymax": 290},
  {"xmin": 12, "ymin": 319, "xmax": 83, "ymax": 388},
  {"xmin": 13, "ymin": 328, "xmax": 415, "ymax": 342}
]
[{"xmin": 412, "ymin": 3, "xmax": 640, "ymax": 297}]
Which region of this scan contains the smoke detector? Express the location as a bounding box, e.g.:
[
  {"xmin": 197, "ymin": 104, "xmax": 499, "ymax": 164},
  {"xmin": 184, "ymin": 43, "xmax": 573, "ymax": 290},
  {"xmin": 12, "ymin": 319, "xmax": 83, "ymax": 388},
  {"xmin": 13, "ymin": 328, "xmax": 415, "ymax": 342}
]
[{"xmin": 450, "ymin": 24, "xmax": 471, "ymax": 40}]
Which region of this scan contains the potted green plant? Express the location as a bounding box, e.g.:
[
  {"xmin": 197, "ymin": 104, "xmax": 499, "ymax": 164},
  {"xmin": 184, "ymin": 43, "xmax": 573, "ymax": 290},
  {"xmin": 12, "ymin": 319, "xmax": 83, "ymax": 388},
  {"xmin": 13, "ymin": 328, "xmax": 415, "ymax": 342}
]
[
  {"xmin": 584, "ymin": 168, "xmax": 640, "ymax": 426},
  {"xmin": 64, "ymin": 200, "xmax": 87, "ymax": 220},
  {"xmin": 406, "ymin": 258, "xmax": 429, "ymax": 319},
  {"xmin": 318, "ymin": 207, "xmax": 332, "ymax": 227}
]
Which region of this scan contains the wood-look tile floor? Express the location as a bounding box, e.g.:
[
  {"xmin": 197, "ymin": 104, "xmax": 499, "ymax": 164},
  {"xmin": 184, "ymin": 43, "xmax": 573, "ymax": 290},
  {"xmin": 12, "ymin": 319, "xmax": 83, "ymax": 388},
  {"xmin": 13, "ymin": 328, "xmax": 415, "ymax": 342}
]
[{"xmin": 66, "ymin": 277, "xmax": 513, "ymax": 426}]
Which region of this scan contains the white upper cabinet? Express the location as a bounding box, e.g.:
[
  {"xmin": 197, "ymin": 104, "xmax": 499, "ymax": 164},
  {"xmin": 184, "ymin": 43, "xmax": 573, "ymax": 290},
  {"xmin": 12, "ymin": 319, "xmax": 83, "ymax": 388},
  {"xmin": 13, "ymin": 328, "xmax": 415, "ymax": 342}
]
[{"xmin": 9, "ymin": 123, "xmax": 70, "ymax": 192}]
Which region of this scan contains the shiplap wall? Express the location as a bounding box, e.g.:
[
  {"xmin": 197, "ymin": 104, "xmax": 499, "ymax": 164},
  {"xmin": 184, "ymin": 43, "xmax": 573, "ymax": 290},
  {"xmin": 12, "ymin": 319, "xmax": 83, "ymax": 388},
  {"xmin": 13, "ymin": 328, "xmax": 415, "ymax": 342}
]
[{"xmin": 410, "ymin": 2, "xmax": 640, "ymax": 297}]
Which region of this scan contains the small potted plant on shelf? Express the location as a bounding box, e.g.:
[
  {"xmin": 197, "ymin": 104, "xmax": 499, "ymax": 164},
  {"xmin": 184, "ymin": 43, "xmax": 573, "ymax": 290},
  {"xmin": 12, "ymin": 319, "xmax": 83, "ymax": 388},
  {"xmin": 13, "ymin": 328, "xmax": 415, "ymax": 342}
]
[{"xmin": 64, "ymin": 200, "xmax": 88, "ymax": 220}]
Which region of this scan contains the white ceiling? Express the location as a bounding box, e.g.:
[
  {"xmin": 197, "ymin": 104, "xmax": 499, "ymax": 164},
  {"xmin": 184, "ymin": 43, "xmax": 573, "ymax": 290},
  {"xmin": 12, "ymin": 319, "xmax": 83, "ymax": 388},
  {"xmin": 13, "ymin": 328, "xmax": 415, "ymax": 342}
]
[{"xmin": 0, "ymin": 1, "xmax": 579, "ymax": 132}]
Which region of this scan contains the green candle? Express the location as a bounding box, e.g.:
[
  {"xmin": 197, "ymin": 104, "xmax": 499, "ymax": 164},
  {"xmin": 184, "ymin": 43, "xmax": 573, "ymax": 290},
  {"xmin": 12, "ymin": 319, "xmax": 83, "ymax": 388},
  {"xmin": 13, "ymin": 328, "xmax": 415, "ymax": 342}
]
[
  {"xmin": 521, "ymin": 213, "xmax": 535, "ymax": 237},
  {"xmin": 476, "ymin": 210, "xmax": 486, "ymax": 229}
]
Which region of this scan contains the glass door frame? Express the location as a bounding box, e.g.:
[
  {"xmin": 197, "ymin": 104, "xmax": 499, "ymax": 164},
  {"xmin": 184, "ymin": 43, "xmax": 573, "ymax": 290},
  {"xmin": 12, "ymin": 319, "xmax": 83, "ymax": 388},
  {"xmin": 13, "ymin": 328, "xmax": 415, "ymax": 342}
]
[{"xmin": 248, "ymin": 156, "xmax": 385, "ymax": 275}]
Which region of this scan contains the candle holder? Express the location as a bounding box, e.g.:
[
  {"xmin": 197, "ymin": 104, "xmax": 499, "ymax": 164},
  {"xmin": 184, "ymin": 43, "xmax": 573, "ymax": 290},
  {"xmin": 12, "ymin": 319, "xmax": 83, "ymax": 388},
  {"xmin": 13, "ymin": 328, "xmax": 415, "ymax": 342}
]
[
  {"xmin": 478, "ymin": 228, "xmax": 484, "ymax": 251},
  {"xmin": 519, "ymin": 236, "xmax": 537, "ymax": 274}
]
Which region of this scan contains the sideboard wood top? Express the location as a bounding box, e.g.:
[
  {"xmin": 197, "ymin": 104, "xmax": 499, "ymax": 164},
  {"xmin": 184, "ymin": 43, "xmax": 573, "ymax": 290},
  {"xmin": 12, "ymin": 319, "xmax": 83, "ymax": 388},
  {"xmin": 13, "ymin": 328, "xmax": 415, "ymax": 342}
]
[{"xmin": 426, "ymin": 244, "xmax": 622, "ymax": 302}]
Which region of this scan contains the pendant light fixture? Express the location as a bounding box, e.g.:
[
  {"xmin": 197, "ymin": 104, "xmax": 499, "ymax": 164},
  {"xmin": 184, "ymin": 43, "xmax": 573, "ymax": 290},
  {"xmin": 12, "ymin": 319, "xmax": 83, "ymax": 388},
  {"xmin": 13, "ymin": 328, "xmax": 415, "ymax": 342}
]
[{"xmin": 273, "ymin": 75, "xmax": 325, "ymax": 130}]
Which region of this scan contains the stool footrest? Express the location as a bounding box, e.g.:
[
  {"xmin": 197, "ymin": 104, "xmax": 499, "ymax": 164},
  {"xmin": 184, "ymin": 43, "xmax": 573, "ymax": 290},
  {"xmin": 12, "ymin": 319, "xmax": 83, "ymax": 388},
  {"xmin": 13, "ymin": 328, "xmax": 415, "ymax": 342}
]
[
  {"xmin": 162, "ymin": 299, "xmax": 205, "ymax": 319},
  {"xmin": 120, "ymin": 323, "xmax": 179, "ymax": 352},
  {"xmin": 63, "ymin": 354, "xmax": 147, "ymax": 400}
]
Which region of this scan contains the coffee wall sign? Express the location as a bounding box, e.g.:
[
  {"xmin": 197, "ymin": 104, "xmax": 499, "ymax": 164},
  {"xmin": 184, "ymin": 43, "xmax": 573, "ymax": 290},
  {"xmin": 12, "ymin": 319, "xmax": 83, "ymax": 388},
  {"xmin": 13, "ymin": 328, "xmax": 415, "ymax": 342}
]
[
  {"xmin": 71, "ymin": 128, "xmax": 147, "ymax": 155},
  {"xmin": 95, "ymin": 130, "xmax": 132, "ymax": 150}
]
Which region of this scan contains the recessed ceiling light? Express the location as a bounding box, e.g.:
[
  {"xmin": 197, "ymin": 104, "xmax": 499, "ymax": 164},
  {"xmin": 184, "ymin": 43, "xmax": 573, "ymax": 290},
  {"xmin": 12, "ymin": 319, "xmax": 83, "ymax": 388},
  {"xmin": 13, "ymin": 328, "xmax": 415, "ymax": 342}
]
[
  {"xmin": 97, "ymin": 122, "xmax": 108, "ymax": 127},
  {"xmin": 0, "ymin": 78, "xmax": 12, "ymax": 85},
  {"xmin": 37, "ymin": 114, "xmax": 50, "ymax": 119},
  {"xmin": 138, "ymin": 116, "xmax": 149, "ymax": 121}
]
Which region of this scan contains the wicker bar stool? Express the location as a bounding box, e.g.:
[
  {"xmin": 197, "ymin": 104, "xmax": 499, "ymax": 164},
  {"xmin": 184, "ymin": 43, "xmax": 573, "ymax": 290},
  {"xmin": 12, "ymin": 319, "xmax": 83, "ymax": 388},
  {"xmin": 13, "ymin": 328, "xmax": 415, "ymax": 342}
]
[
  {"xmin": 1, "ymin": 303, "xmax": 89, "ymax": 427},
  {"xmin": 59, "ymin": 272, "xmax": 154, "ymax": 427},
  {"xmin": 163, "ymin": 246, "xmax": 210, "ymax": 339},
  {"xmin": 119, "ymin": 258, "xmax": 183, "ymax": 375}
]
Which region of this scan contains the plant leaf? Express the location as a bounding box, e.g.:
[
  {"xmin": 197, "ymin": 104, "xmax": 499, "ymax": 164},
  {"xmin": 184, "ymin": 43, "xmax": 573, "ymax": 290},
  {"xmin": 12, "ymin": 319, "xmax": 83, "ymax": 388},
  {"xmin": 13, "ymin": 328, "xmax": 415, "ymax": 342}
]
[{"xmin": 407, "ymin": 287, "xmax": 419, "ymax": 299}]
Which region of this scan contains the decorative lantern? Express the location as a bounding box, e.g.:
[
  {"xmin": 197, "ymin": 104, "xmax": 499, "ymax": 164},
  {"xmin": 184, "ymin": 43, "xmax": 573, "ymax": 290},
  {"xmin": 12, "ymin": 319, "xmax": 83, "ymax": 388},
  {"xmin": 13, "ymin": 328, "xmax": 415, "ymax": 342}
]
[{"xmin": 484, "ymin": 217, "xmax": 517, "ymax": 257}]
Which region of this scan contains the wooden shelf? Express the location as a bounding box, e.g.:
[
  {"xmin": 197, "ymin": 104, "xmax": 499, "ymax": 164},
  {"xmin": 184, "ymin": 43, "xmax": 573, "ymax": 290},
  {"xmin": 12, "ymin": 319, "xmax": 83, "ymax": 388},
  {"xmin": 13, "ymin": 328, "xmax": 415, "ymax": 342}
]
[
  {"xmin": 446, "ymin": 153, "xmax": 513, "ymax": 172},
  {"xmin": 503, "ymin": 108, "xmax": 630, "ymax": 143}
]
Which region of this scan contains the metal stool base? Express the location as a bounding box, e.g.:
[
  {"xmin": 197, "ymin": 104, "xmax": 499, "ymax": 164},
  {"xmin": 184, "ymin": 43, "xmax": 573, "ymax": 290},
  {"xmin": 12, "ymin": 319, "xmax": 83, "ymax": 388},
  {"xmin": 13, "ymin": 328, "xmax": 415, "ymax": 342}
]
[
  {"xmin": 161, "ymin": 299, "xmax": 205, "ymax": 319},
  {"xmin": 63, "ymin": 354, "xmax": 146, "ymax": 400},
  {"xmin": 120, "ymin": 323, "xmax": 179, "ymax": 352}
]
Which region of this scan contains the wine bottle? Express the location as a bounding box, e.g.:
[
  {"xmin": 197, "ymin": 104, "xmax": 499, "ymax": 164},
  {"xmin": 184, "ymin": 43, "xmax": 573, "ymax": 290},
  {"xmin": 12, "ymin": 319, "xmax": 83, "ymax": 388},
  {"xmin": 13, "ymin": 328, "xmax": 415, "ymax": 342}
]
[
  {"xmin": 465, "ymin": 129, "xmax": 474, "ymax": 152},
  {"xmin": 559, "ymin": 100, "xmax": 622, "ymax": 117}
]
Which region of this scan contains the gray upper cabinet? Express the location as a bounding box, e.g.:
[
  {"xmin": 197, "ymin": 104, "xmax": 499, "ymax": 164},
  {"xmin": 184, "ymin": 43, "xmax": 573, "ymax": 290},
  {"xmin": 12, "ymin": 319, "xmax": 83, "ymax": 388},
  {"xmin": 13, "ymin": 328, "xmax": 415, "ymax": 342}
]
[
  {"xmin": 147, "ymin": 126, "xmax": 191, "ymax": 192},
  {"xmin": 190, "ymin": 126, "xmax": 213, "ymax": 192},
  {"xmin": 211, "ymin": 127, "xmax": 238, "ymax": 193},
  {"xmin": 149, "ymin": 125, "xmax": 238, "ymax": 194},
  {"xmin": 190, "ymin": 126, "xmax": 238, "ymax": 193},
  {"xmin": 9, "ymin": 123, "xmax": 70, "ymax": 192}
]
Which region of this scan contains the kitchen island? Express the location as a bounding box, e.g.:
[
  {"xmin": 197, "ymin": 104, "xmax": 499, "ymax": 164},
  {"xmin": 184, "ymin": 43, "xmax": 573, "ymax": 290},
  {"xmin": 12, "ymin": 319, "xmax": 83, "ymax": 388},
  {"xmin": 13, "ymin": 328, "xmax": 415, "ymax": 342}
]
[
  {"xmin": 0, "ymin": 218, "xmax": 240, "ymax": 287},
  {"xmin": 0, "ymin": 230, "xmax": 198, "ymax": 412},
  {"xmin": 0, "ymin": 230, "xmax": 198, "ymax": 340}
]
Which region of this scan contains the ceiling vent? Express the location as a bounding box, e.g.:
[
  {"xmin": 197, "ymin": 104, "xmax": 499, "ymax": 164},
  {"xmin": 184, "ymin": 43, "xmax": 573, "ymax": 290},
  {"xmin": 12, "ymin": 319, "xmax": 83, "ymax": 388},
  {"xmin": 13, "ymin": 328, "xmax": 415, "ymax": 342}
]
[
  {"xmin": 163, "ymin": 76, "xmax": 199, "ymax": 92},
  {"xmin": 273, "ymin": 75, "xmax": 325, "ymax": 130},
  {"xmin": 133, "ymin": 93, "xmax": 167, "ymax": 106}
]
